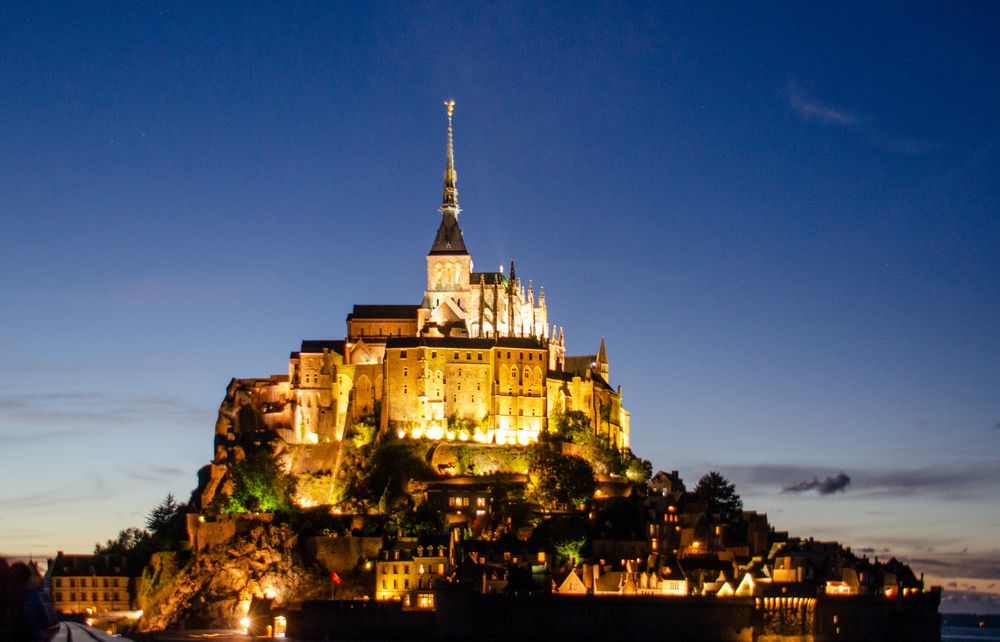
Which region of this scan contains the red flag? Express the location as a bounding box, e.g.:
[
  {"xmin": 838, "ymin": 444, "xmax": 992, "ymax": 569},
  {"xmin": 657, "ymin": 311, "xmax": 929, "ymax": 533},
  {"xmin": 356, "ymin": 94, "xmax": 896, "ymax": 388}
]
[{"xmin": 331, "ymin": 572, "xmax": 342, "ymax": 585}]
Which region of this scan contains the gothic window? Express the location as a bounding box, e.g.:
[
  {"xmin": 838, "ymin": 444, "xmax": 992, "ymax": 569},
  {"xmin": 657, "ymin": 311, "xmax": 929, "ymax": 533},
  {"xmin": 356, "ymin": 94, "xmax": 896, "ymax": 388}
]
[
  {"xmin": 511, "ymin": 366, "xmax": 517, "ymax": 381},
  {"xmin": 523, "ymin": 367, "xmax": 530, "ymax": 384}
]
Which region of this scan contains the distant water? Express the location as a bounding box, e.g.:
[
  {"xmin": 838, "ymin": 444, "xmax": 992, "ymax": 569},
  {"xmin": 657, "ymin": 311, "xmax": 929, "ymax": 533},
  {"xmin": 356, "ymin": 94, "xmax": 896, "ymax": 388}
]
[{"xmin": 943, "ymin": 626, "xmax": 1000, "ymax": 641}]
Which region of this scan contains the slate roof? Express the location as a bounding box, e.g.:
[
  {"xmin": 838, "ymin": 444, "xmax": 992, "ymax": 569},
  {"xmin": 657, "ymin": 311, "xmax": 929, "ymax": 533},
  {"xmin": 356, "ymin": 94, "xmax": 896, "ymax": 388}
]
[
  {"xmin": 346, "ymin": 305, "xmax": 421, "ymax": 320},
  {"xmin": 385, "ymin": 336, "xmax": 546, "ymax": 350},
  {"xmin": 299, "ymin": 340, "xmax": 346, "ymax": 354},
  {"xmin": 429, "ymin": 213, "xmax": 468, "ymax": 255},
  {"xmin": 51, "ymin": 553, "xmax": 130, "ymax": 577},
  {"xmin": 471, "ymin": 271, "xmax": 508, "ymax": 286}
]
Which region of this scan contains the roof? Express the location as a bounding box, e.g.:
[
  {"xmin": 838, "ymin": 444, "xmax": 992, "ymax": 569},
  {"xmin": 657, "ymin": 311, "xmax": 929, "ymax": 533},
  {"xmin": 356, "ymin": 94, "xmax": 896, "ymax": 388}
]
[
  {"xmin": 385, "ymin": 336, "xmax": 546, "ymax": 350},
  {"xmin": 471, "ymin": 271, "xmax": 508, "ymax": 286},
  {"xmin": 299, "ymin": 340, "xmax": 346, "ymax": 354},
  {"xmin": 429, "ymin": 212, "xmax": 468, "ymax": 255},
  {"xmin": 346, "ymin": 305, "xmax": 421, "ymax": 320},
  {"xmin": 563, "ymin": 355, "xmax": 598, "ymax": 375},
  {"xmin": 51, "ymin": 553, "xmax": 130, "ymax": 577}
]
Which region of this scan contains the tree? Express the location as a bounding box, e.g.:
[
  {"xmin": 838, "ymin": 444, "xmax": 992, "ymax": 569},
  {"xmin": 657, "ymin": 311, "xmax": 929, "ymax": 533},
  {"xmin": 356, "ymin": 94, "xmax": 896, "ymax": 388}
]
[
  {"xmin": 95, "ymin": 527, "xmax": 155, "ymax": 575},
  {"xmin": 146, "ymin": 493, "xmax": 187, "ymax": 541},
  {"xmin": 527, "ymin": 449, "xmax": 596, "ymax": 508},
  {"xmin": 224, "ymin": 449, "xmax": 296, "ymax": 513},
  {"xmin": 694, "ymin": 471, "xmax": 743, "ymax": 522},
  {"xmin": 622, "ymin": 450, "xmax": 653, "ymax": 484}
]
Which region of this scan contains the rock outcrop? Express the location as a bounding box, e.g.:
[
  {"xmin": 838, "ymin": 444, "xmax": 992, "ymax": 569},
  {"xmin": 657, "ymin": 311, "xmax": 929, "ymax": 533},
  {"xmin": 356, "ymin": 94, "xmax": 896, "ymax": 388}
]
[{"xmin": 138, "ymin": 522, "xmax": 331, "ymax": 631}]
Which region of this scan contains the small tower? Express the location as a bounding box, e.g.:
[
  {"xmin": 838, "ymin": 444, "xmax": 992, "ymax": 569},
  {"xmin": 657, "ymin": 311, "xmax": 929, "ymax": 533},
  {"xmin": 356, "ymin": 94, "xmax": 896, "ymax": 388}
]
[{"xmin": 596, "ymin": 337, "xmax": 609, "ymax": 381}]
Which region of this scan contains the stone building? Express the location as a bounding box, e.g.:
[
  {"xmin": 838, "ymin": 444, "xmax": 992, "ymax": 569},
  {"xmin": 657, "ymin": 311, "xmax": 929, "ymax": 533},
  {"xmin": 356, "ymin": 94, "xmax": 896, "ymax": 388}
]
[
  {"xmin": 48, "ymin": 552, "xmax": 132, "ymax": 615},
  {"xmin": 207, "ymin": 103, "xmax": 630, "ymax": 504}
]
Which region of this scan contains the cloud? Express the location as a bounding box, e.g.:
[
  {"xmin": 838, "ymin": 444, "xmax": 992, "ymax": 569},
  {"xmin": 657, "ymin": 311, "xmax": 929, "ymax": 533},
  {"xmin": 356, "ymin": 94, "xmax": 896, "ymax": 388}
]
[
  {"xmin": 784, "ymin": 472, "xmax": 851, "ymax": 495},
  {"xmin": 0, "ymin": 392, "xmax": 207, "ymax": 428},
  {"xmin": 720, "ymin": 462, "xmax": 999, "ymax": 500},
  {"xmin": 908, "ymin": 553, "xmax": 1000, "ymax": 583},
  {"xmin": 782, "ymin": 81, "xmax": 940, "ymax": 155},
  {"xmin": 119, "ymin": 463, "xmax": 191, "ymax": 485},
  {"xmin": 784, "ymin": 83, "xmax": 858, "ymax": 127},
  {"xmin": 0, "ymin": 475, "xmax": 108, "ymax": 512}
]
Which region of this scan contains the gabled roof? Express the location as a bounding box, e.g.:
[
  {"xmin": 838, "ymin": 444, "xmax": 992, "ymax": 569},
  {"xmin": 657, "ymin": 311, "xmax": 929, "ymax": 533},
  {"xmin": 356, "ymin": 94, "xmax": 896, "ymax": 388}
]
[{"xmin": 347, "ymin": 305, "xmax": 421, "ymax": 320}]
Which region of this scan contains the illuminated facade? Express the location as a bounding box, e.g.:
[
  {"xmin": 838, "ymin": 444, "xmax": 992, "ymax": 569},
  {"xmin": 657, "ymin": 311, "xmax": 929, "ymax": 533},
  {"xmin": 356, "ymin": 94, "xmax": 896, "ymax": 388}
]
[
  {"xmin": 49, "ymin": 552, "xmax": 132, "ymax": 615},
  {"xmin": 214, "ymin": 102, "xmax": 629, "ymax": 465}
]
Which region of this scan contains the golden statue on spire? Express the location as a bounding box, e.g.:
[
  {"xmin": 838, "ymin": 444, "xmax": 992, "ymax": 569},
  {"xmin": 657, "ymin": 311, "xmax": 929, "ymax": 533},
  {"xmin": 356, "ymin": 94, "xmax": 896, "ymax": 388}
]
[{"xmin": 445, "ymin": 99, "xmax": 455, "ymax": 118}]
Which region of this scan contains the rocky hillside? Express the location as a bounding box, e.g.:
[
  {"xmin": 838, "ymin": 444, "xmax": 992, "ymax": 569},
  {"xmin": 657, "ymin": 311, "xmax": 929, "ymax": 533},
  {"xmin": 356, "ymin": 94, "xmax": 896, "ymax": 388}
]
[{"xmin": 137, "ymin": 522, "xmax": 333, "ymax": 631}]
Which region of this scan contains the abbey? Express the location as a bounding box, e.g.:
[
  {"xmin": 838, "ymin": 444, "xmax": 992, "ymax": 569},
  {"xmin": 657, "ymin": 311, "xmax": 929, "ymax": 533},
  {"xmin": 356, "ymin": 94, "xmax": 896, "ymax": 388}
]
[{"xmin": 215, "ymin": 103, "xmax": 628, "ymax": 459}]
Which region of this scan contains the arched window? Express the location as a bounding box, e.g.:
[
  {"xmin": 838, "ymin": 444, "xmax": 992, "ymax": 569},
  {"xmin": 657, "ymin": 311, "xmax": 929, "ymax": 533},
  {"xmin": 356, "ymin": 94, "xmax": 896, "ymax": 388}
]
[
  {"xmin": 511, "ymin": 366, "xmax": 518, "ymax": 381},
  {"xmin": 523, "ymin": 367, "xmax": 530, "ymax": 385}
]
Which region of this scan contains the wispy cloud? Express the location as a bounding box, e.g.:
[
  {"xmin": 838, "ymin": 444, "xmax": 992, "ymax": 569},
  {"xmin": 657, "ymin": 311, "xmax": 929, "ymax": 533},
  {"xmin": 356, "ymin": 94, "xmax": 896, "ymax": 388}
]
[
  {"xmin": 119, "ymin": 462, "xmax": 191, "ymax": 485},
  {"xmin": 909, "ymin": 552, "xmax": 1000, "ymax": 583},
  {"xmin": 784, "ymin": 472, "xmax": 851, "ymax": 495},
  {"xmin": 782, "ymin": 81, "xmax": 940, "ymax": 155},
  {"xmin": 784, "ymin": 82, "xmax": 858, "ymax": 127},
  {"xmin": 0, "ymin": 392, "xmax": 208, "ymax": 428},
  {"xmin": 0, "ymin": 475, "xmax": 109, "ymax": 512}
]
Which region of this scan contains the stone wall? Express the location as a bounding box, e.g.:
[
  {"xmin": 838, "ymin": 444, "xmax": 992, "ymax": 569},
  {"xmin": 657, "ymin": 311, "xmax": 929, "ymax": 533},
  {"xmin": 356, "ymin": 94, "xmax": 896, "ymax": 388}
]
[
  {"xmin": 305, "ymin": 536, "xmax": 383, "ymax": 574},
  {"xmin": 186, "ymin": 513, "xmax": 274, "ymax": 552}
]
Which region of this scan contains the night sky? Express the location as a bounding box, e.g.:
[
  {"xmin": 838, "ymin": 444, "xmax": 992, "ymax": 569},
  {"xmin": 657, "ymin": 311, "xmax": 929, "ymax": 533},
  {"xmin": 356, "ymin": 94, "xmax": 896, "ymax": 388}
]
[{"xmin": 1, "ymin": 2, "xmax": 997, "ymax": 612}]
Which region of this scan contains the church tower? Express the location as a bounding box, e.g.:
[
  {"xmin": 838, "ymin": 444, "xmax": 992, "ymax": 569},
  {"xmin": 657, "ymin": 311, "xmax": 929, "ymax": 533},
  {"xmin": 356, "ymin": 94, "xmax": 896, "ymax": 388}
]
[{"xmin": 423, "ymin": 100, "xmax": 473, "ymax": 336}]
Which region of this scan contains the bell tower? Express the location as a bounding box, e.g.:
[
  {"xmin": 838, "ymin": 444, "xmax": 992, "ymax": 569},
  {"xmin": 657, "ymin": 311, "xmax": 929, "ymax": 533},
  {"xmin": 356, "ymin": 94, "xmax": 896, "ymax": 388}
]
[{"xmin": 423, "ymin": 100, "xmax": 473, "ymax": 335}]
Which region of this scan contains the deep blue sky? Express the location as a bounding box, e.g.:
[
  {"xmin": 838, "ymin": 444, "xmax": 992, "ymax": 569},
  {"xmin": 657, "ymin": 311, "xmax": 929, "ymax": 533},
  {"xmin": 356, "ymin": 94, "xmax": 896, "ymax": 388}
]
[{"xmin": 1, "ymin": 2, "xmax": 998, "ymax": 610}]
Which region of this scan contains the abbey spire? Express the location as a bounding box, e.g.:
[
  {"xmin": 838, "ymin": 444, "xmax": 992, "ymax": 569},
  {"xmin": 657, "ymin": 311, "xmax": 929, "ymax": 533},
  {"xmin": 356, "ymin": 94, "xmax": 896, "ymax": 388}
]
[{"xmin": 429, "ymin": 100, "xmax": 467, "ymax": 255}]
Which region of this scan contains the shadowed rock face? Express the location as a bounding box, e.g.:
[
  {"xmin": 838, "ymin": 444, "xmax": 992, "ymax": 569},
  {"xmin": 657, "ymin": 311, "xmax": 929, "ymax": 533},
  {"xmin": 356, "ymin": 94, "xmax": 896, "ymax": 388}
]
[{"xmin": 137, "ymin": 522, "xmax": 335, "ymax": 632}]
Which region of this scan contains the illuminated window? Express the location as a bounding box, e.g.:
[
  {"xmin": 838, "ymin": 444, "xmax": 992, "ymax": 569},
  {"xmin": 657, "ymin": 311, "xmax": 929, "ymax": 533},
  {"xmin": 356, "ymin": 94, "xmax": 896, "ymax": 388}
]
[
  {"xmin": 382, "ymin": 580, "xmax": 387, "ymax": 589},
  {"xmin": 393, "ymin": 580, "xmax": 398, "ymax": 589},
  {"xmin": 404, "ymin": 579, "xmax": 410, "ymax": 589}
]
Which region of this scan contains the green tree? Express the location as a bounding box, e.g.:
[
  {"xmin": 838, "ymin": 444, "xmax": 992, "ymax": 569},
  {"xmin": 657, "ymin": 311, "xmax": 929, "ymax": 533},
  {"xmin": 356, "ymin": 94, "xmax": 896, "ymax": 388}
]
[
  {"xmin": 224, "ymin": 449, "xmax": 296, "ymax": 513},
  {"xmin": 145, "ymin": 493, "xmax": 187, "ymax": 541},
  {"xmin": 549, "ymin": 516, "xmax": 588, "ymax": 564},
  {"xmin": 622, "ymin": 450, "xmax": 653, "ymax": 484},
  {"xmin": 95, "ymin": 527, "xmax": 155, "ymax": 574},
  {"xmin": 528, "ymin": 449, "xmax": 595, "ymax": 508},
  {"xmin": 694, "ymin": 471, "xmax": 743, "ymax": 522}
]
